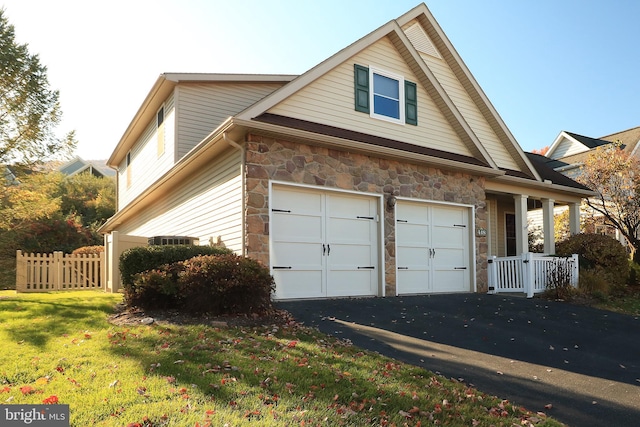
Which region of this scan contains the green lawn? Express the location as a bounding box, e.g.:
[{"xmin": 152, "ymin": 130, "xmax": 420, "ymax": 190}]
[{"xmin": 0, "ymin": 291, "xmax": 563, "ymax": 426}]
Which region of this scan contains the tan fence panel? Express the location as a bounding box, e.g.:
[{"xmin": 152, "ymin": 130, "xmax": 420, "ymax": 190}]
[{"xmin": 16, "ymin": 250, "xmax": 104, "ymax": 292}]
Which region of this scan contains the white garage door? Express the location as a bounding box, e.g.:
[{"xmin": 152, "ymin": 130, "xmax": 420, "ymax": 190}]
[
  {"xmin": 270, "ymin": 186, "xmax": 379, "ymax": 299},
  {"xmin": 396, "ymin": 201, "xmax": 470, "ymax": 294}
]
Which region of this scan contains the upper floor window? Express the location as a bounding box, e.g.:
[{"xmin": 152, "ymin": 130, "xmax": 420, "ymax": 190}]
[
  {"xmin": 157, "ymin": 106, "xmax": 165, "ymax": 156},
  {"xmin": 354, "ymin": 64, "xmax": 417, "ymax": 126},
  {"xmin": 126, "ymin": 151, "xmax": 132, "ymax": 188}
]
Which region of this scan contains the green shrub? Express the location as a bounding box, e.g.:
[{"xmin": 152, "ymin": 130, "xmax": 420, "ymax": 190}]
[
  {"xmin": 119, "ymin": 244, "xmax": 232, "ymax": 290},
  {"xmin": 629, "ymin": 261, "xmax": 640, "ymax": 286},
  {"xmin": 179, "ymin": 254, "xmax": 275, "ymax": 315},
  {"xmin": 72, "ymin": 245, "xmax": 104, "ymax": 255},
  {"xmin": 556, "ymin": 233, "xmax": 629, "ymax": 291},
  {"xmin": 127, "ymin": 263, "xmax": 184, "ymax": 309},
  {"xmin": 578, "ymin": 268, "xmax": 610, "ymax": 301},
  {"xmin": 127, "ymin": 254, "xmax": 275, "ymax": 316}
]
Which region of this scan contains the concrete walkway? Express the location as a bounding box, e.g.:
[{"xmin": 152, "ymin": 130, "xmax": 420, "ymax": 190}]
[{"xmin": 277, "ymin": 294, "xmax": 640, "ymax": 427}]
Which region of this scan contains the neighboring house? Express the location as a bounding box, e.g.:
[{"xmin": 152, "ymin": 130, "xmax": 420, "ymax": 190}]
[
  {"xmin": 98, "ymin": 3, "xmax": 592, "ymax": 298},
  {"xmin": 57, "ymin": 156, "xmax": 115, "ymax": 178},
  {"xmin": 532, "ymin": 127, "xmax": 640, "ymax": 243}
]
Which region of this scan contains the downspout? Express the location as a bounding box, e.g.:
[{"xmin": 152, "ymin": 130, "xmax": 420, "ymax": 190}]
[{"xmin": 223, "ymin": 132, "xmax": 246, "ymax": 256}]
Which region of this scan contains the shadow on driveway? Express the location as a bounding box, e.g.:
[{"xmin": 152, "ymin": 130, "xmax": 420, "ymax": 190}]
[{"xmin": 277, "ymin": 294, "xmax": 640, "ymax": 427}]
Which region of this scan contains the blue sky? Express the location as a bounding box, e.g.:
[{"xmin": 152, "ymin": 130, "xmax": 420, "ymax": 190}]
[{"xmin": 2, "ymin": 0, "xmax": 639, "ymax": 160}]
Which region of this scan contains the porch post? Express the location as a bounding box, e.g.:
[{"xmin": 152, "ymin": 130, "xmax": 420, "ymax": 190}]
[
  {"xmin": 542, "ymin": 198, "xmax": 555, "ymax": 254},
  {"xmin": 569, "ymin": 202, "xmax": 581, "ymax": 235},
  {"xmin": 514, "ymin": 194, "xmax": 529, "ymax": 254}
]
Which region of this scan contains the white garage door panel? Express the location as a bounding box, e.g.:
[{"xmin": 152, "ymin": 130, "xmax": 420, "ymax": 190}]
[
  {"xmin": 328, "ymin": 269, "xmax": 375, "ymax": 297},
  {"xmin": 272, "ymin": 214, "xmax": 323, "ymax": 242},
  {"xmin": 272, "ymin": 187, "xmax": 322, "ymax": 213},
  {"xmin": 273, "ymin": 270, "xmax": 323, "ymax": 299},
  {"xmin": 432, "ymin": 225, "xmax": 465, "ymax": 247},
  {"xmin": 397, "ymin": 222, "xmax": 429, "ymax": 246},
  {"xmin": 271, "ymin": 186, "xmax": 378, "ymax": 299},
  {"xmin": 433, "ymin": 205, "xmax": 465, "ymax": 223},
  {"xmin": 271, "ymin": 242, "xmax": 321, "ymax": 266},
  {"xmin": 432, "ymin": 270, "xmax": 467, "ymax": 292},
  {"xmin": 396, "ymin": 201, "xmax": 471, "ymax": 295},
  {"xmin": 397, "ymin": 270, "xmax": 429, "ymax": 294},
  {"xmin": 434, "ymin": 247, "xmax": 466, "ymax": 266}
]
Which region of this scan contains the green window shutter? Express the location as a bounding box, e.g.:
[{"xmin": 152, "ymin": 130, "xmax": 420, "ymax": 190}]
[
  {"xmin": 354, "ymin": 64, "xmax": 369, "ymax": 113},
  {"xmin": 405, "ymin": 80, "xmax": 417, "ymax": 125}
]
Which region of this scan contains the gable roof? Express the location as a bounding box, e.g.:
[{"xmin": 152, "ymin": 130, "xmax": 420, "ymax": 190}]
[
  {"xmin": 525, "ymin": 152, "xmax": 591, "ymax": 191},
  {"xmin": 58, "ymin": 156, "xmax": 113, "ymax": 178},
  {"xmin": 547, "ymin": 126, "xmax": 640, "ymax": 166},
  {"xmin": 547, "ymin": 130, "xmax": 610, "ymax": 160},
  {"xmin": 107, "ymin": 73, "xmax": 297, "ymax": 167},
  {"xmin": 236, "ymin": 3, "xmax": 540, "ymax": 180},
  {"xmin": 564, "ymin": 131, "xmax": 610, "ymax": 149},
  {"xmin": 600, "ymin": 125, "xmax": 640, "ymax": 154}
]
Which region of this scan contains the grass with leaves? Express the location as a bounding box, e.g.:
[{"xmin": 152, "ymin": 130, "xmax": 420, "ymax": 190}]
[{"xmin": 0, "ymin": 291, "xmax": 563, "ymax": 426}]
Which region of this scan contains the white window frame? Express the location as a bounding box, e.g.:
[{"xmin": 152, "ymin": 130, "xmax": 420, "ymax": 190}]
[{"xmin": 369, "ymin": 67, "xmax": 405, "ymax": 125}]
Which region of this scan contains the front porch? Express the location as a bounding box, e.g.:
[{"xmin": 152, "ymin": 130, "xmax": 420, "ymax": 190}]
[{"xmin": 485, "ymin": 191, "xmax": 582, "ymax": 297}]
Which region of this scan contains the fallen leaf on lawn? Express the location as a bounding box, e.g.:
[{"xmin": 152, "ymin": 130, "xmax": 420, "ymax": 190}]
[
  {"xmin": 398, "ymin": 410, "xmax": 413, "ymax": 418},
  {"xmin": 174, "ymin": 360, "xmax": 185, "ymax": 364},
  {"xmin": 109, "ymin": 380, "xmax": 119, "ymax": 388},
  {"xmin": 35, "ymin": 377, "xmax": 49, "ymax": 386},
  {"xmin": 42, "ymin": 395, "xmax": 59, "ymax": 404}
]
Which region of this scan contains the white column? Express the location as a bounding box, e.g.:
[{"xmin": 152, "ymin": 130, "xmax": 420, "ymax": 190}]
[
  {"xmin": 514, "ymin": 194, "xmax": 529, "ymax": 255},
  {"xmin": 569, "ymin": 202, "xmax": 581, "ymax": 235},
  {"xmin": 542, "ymin": 198, "xmax": 555, "ymax": 254}
]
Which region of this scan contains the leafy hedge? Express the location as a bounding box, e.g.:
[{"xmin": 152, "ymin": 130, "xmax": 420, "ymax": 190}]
[
  {"xmin": 556, "ymin": 233, "xmax": 629, "ymax": 291},
  {"xmin": 119, "ymin": 245, "xmax": 232, "ymax": 290},
  {"xmin": 126, "ymin": 254, "xmax": 275, "ymax": 316},
  {"xmin": 72, "ymin": 245, "xmax": 104, "ymax": 255}
]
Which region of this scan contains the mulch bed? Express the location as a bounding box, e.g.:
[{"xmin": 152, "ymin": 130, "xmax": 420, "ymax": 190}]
[{"xmin": 107, "ymin": 303, "xmax": 295, "ymax": 328}]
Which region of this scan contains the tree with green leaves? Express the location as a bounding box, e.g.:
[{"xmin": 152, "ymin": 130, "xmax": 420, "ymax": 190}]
[
  {"xmin": 577, "ymin": 141, "xmax": 640, "ymax": 262},
  {"xmin": 0, "ymin": 8, "xmax": 75, "ymax": 168}
]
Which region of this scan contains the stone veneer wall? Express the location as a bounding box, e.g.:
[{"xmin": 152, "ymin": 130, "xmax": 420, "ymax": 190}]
[{"xmin": 244, "ymin": 133, "xmax": 488, "ymax": 294}]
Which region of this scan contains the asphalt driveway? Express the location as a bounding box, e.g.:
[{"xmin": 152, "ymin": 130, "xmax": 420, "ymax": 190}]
[{"xmin": 277, "ymin": 294, "xmax": 640, "ymax": 427}]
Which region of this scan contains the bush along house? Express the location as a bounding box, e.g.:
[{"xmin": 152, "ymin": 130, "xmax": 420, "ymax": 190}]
[{"xmin": 99, "ymin": 3, "xmax": 592, "ymax": 298}]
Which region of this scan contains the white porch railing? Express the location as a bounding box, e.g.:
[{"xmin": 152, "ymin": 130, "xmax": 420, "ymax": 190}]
[{"xmin": 487, "ymin": 253, "xmax": 579, "ymax": 298}]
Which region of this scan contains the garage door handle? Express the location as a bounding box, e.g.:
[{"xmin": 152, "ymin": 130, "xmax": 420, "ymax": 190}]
[
  {"xmin": 327, "ymin": 244, "xmax": 330, "ymax": 255},
  {"xmin": 271, "ymin": 209, "xmax": 291, "ymax": 213},
  {"xmin": 398, "ymin": 267, "xmax": 408, "ymax": 270},
  {"xmin": 454, "ymin": 267, "xmax": 467, "ymax": 270},
  {"xmin": 357, "ymin": 216, "xmax": 374, "ymax": 220},
  {"xmin": 358, "ymin": 266, "xmax": 375, "ymax": 269},
  {"xmin": 273, "ymin": 266, "xmax": 292, "ymax": 269},
  {"xmin": 322, "ymin": 244, "xmax": 326, "ymax": 255}
]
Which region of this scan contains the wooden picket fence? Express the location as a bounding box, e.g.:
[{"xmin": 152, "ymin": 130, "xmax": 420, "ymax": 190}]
[{"xmin": 15, "ymin": 250, "xmax": 104, "ymax": 292}]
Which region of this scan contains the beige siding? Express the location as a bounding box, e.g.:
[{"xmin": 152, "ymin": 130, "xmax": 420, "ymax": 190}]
[
  {"xmin": 118, "ymin": 93, "xmax": 176, "ymax": 209},
  {"xmin": 268, "ymin": 37, "xmax": 472, "ymax": 157},
  {"xmin": 117, "ymin": 148, "xmax": 244, "ymax": 253},
  {"xmin": 176, "ymin": 83, "xmax": 284, "ymax": 158},
  {"xmin": 550, "ymin": 136, "xmax": 588, "ymax": 159},
  {"xmin": 419, "ymin": 52, "xmax": 519, "ymax": 170}
]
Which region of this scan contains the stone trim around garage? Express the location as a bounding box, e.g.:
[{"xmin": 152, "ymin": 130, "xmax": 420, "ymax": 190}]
[{"xmin": 244, "ymin": 133, "xmax": 488, "ymax": 294}]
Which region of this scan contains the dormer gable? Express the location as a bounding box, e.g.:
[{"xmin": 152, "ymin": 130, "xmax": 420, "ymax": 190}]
[
  {"xmin": 237, "ymin": 3, "xmax": 540, "ymax": 180},
  {"xmin": 547, "ymin": 131, "xmax": 610, "ymax": 160}
]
